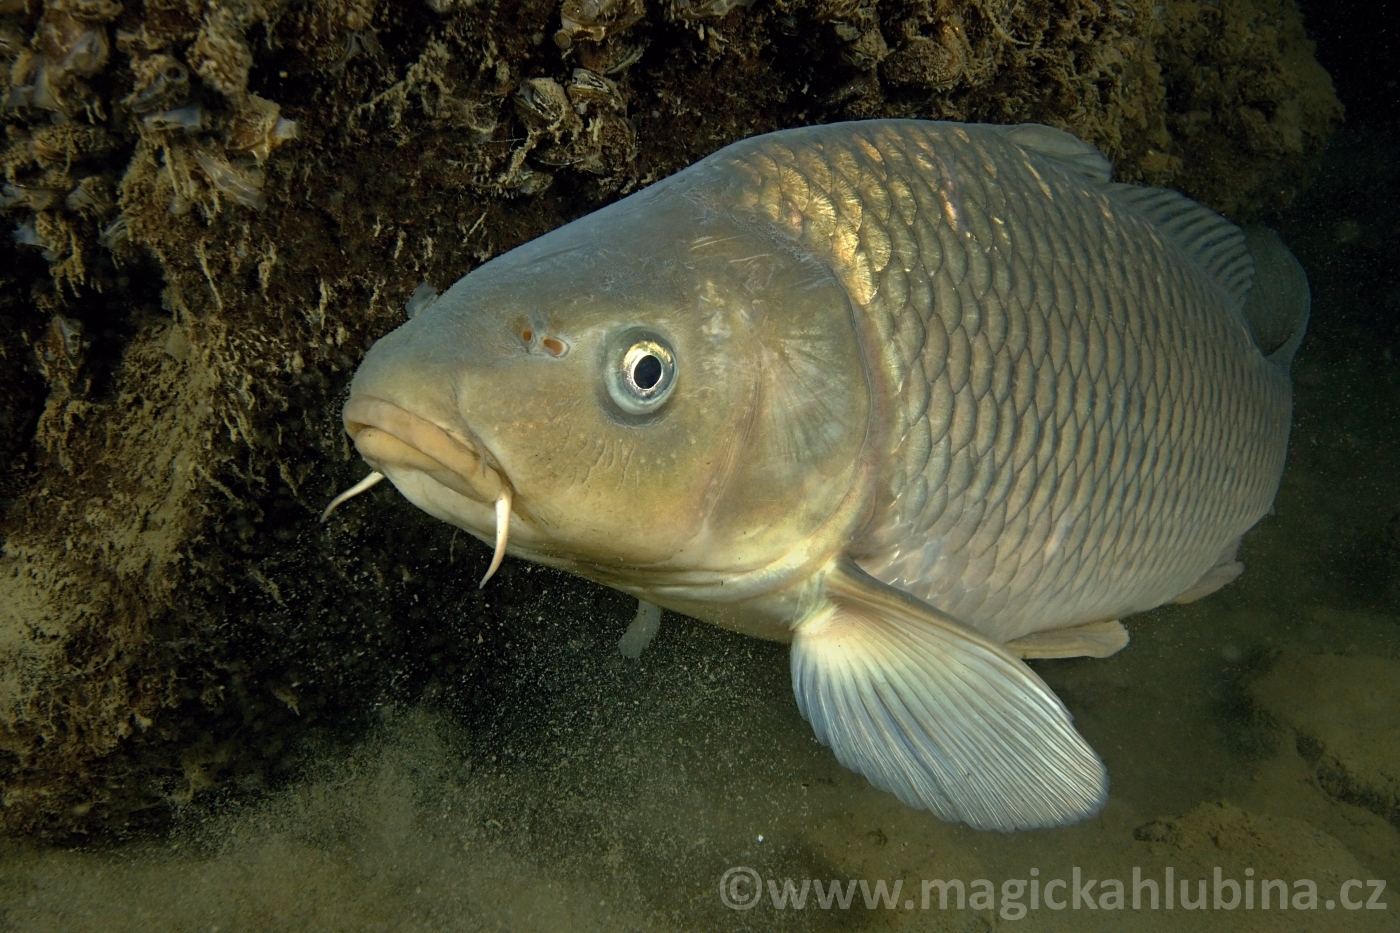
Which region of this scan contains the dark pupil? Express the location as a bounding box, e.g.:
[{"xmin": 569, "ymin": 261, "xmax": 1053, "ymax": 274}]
[{"xmin": 632, "ymin": 354, "xmax": 663, "ymax": 390}]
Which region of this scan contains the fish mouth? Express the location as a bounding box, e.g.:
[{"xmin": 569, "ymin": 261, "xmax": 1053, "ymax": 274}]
[{"xmin": 342, "ymin": 395, "xmax": 507, "ymax": 507}]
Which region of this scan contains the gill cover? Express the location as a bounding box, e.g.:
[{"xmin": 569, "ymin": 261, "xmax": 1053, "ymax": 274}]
[{"xmin": 348, "ymin": 154, "xmax": 874, "ymax": 581}]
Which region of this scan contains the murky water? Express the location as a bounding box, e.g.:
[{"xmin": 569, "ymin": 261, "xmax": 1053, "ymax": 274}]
[
  {"xmin": 4, "ymin": 44, "xmax": 1400, "ymax": 933},
  {"xmin": 1, "ymin": 124, "xmax": 1396, "ymax": 933}
]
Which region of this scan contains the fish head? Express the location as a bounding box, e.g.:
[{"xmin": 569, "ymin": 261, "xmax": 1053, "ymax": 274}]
[{"xmin": 344, "ymin": 173, "xmax": 873, "ymax": 598}]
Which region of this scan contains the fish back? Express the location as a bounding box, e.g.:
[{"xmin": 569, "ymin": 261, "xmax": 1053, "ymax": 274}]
[{"xmin": 708, "ymin": 120, "xmax": 1296, "ymax": 642}]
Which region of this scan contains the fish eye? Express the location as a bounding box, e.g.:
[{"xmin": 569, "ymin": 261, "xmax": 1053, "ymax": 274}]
[
  {"xmin": 606, "ymin": 335, "xmax": 676, "ymax": 415},
  {"xmin": 629, "ymin": 348, "xmax": 663, "ymax": 391}
]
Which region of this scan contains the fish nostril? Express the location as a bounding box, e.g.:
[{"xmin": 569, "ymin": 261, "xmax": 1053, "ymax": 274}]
[
  {"xmin": 521, "ymin": 327, "xmax": 533, "ymax": 343},
  {"xmin": 541, "ymin": 336, "xmax": 565, "ymax": 356}
]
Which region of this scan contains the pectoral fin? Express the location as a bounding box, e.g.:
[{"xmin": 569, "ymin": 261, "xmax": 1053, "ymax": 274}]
[
  {"xmin": 790, "ymin": 560, "xmax": 1108, "ymax": 831},
  {"xmin": 618, "ymin": 599, "xmax": 662, "ymax": 659}
]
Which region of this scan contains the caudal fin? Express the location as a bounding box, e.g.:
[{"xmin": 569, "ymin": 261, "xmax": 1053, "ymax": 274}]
[{"xmin": 1242, "ymin": 227, "xmax": 1310, "ymax": 373}]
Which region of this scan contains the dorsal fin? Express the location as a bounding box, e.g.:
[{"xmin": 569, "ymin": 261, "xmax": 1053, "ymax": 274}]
[
  {"xmin": 1105, "ymin": 183, "xmax": 1255, "ymax": 310},
  {"xmin": 995, "ymin": 123, "xmax": 1114, "ymax": 184},
  {"xmin": 990, "ymin": 122, "xmax": 1255, "ymax": 310}
]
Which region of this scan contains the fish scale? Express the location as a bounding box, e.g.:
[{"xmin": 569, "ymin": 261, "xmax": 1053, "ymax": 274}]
[{"xmin": 719, "ymin": 121, "xmax": 1292, "ymax": 643}]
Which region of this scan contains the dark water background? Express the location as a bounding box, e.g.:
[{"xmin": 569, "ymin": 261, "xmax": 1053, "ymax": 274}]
[{"xmin": 1, "ymin": 1, "xmax": 1398, "ymax": 930}]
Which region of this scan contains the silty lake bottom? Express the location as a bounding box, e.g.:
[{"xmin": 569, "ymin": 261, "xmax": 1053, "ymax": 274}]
[{"xmin": 2, "ymin": 128, "xmax": 1399, "ymax": 933}]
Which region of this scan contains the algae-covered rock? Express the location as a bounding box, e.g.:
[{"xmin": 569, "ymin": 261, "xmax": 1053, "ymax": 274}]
[
  {"xmin": 0, "ymin": 0, "xmax": 1342, "ymax": 836},
  {"xmin": 1158, "ymin": 0, "xmax": 1344, "ymax": 218}
]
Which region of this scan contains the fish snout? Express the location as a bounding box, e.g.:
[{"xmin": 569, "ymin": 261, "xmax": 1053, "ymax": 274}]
[{"xmin": 343, "ymin": 395, "xmax": 506, "ymax": 506}]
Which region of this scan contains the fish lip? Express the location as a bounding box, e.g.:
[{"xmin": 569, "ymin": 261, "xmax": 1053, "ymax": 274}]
[{"xmin": 342, "ymin": 395, "xmax": 507, "ymax": 506}]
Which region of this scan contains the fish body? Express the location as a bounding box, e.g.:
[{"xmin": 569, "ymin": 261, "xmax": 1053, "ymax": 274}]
[{"xmin": 339, "ymin": 120, "xmax": 1308, "ymax": 831}]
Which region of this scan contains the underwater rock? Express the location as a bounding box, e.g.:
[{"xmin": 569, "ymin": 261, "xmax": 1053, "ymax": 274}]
[
  {"xmin": 9, "ymin": 215, "xmax": 39, "ymax": 245},
  {"xmin": 0, "ymin": 181, "xmax": 62, "ymax": 210},
  {"xmin": 555, "ymin": 0, "xmax": 645, "ymax": 47},
  {"xmin": 35, "ymin": 9, "xmax": 109, "ymax": 78},
  {"xmin": 63, "ymin": 174, "xmax": 112, "ymax": 214},
  {"xmin": 25, "ymin": 121, "xmax": 110, "ymax": 163},
  {"xmin": 513, "ymin": 76, "xmax": 577, "ymax": 136},
  {"xmin": 881, "ymin": 30, "xmax": 965, "ymax": 90},
  {"xmin": 668, "ymin": 0, "xmax": 756, "ymax": 22},
  {"xmin": 192, "ymin": 149, "xmax": 266, "ymax": 211},
  {"xmin": 123, "ymin": 54, "xmax": 191, "ymax": 114},
  {"xmin": 139, "ymin": 103, "xmax": 205, "ymax": 134},
  {"xmin": 1249, "ymin": 649, "xmax": 1400, "ymax": 828},
  {"xmin": 0, "ymin": 0, "xmax": 1344, "ymax": 838},
  {"xmin": 188, "ymin": 6, "xmax": 253, "ymax": 99},
  {"xmin": 4, "ymin": 5, "xmax": 111, "ymax": 114},
  {"xmin": 226, "ymin": 95, "xmax": 298, "ymax": 163},
  {"xmin": 1157, "ymin": 0, "xmax": 1343, "ymax": 216},
  {"xmin": 565, "ymin": 67, "xmax": 623, "ymax": 112}
]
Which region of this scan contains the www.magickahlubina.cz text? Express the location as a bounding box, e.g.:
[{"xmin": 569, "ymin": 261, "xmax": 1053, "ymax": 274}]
[{"xmin": 718, "ymin": 866, "xmax": 1388, "ymax": 917}]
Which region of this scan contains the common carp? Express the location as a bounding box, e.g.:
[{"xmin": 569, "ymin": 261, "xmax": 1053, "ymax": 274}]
[{"xmin": 329, "ymin": 121, "xmax": 1308, "ymax": 831}]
